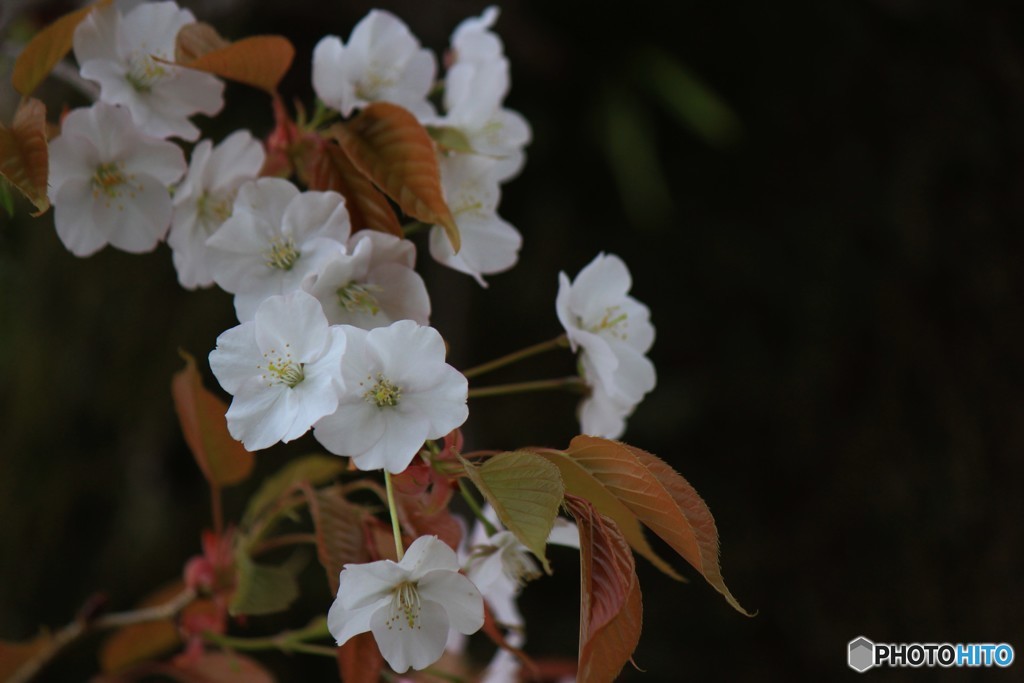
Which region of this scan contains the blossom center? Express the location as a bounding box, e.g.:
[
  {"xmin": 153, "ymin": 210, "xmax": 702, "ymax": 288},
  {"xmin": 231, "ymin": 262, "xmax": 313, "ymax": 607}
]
[
  {"xmin": 364, "ymin": 374, "xmax": 401, "ymax": 407},
  {"xmin": 384, "ymin": 580, "xmax": 422, "ymax": 631},
  {"xmin": 336, "ymin": 281, "xmax": 382, "ymax": 315},
  {"xmin": 125, "ymin": 53, "xmax": 168, "ymax": 93},
  {"xmin": 587, "ymin": 305, "xmax": 629, "ymax": 340},
  {"xmin": 196, "ymin": 190, "xmax": 234, "ymax": 228},
  {"xmin": 264, "ymin": 237, "xmax": 301, "ymax": 270},
  {"xmin": 91, "ymin": 162, "xmax": 128, "ymax": 196},
  {"xmin": 258, "ymin": 345, "xmax": 305, "ymax": 388},
  {"xmin": 501, "ymin": 546, "xmax": 541, "ymax": 586}
]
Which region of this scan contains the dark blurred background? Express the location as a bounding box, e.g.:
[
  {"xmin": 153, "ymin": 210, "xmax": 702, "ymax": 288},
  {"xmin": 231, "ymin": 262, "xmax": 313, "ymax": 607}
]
[{"xmin": 2, "ymin": 0, "xmax": 1023, "ymax": 680}]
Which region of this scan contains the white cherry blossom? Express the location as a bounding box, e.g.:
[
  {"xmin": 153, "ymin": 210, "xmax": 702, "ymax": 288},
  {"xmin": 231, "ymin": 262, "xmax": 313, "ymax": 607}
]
[
  {"xmin": 205, "ymin": 178, "xmax": 351, "ymax": 321},
  {"xmin": 302, "ymin": 231, "xmax": 430, "ymax": 329},
  {"xmin": 169, "ymin": 131, "xmax": 265, "ymax": 289},
  {"xmin": 328, "ymin": 535, "xmax": 484, "ymax": 673},
  {"xmin": 48, "ymin": 103, "xmax": 185, "ymax": 257},
  {"xmin": 208, "ymin": 290, "xmax": 346, "ymax": 451},
  {"xmin": 430, "ymin": 7, "xmax": 531, "ymax": 181},
  {"xmin": 429, "ymin": 154, "xmax": 521, "ymax": 286},
  {"xmin": 314, "ymin": 320, "xmax": 468, "ymax": 474},
  {"xmin": 73, "ymin": 1, "xmax": 224, "ymax": 141},
  {"xmin": 557, "ymin": 253, "xmax": 656, "ymax": 428},
  {"xmin": 312, "ymin": 10, "xmax": 436, "ymax": 119}
]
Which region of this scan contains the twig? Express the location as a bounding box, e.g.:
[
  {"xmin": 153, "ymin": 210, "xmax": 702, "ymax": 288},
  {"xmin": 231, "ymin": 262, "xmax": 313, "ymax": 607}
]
[{"xmin": 8, "ymin": 587, "xmax": 196, "ymax": 683}]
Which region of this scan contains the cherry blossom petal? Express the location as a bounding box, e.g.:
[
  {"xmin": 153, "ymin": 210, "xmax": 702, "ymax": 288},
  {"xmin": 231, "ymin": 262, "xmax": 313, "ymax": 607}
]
[
  {"xmin": 337, "ymin": 560, "xmax": 409, "ymax": 609},
  {"xmin": 207, "ymin": 322, "xmax": 258, "ymax": 393},
  {"xmin": 416, "ymin": 571, "xmax": 485, "ymax": 635},
  {"xmin": 402, "ymin": 536, "xmax": 461, "ymax": 578},
  {"xmin": 54, "ymin": 179, "xmax": 110, "ymax": 257},
  {"xmin": 371, "ymin": 599, "xmax": 449, "ymax": 673}
]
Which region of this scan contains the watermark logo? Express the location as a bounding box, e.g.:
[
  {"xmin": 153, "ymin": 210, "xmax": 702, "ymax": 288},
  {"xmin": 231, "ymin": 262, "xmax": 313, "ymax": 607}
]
[{"xmin": 848, "ymin": 637, "xmax": 1014, "ymax": 672}]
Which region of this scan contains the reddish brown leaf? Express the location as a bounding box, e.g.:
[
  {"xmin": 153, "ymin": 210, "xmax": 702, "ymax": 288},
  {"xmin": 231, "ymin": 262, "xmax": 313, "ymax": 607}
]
[
  {"xmin": 0, "ymin": 631, "xmax": 53, "ymax": 681},
  {"xmin": 0, "ymin": 98, "xmax": 50, "ymax": 214},
  {"xmin": 307, "ymin": 484, "xmax": 371, "ymax": 595},
  {"xmin": 100, "ymin": 582, "xmax": 184, "ymax": 672},
  {"xmin": 176, "ymin": 651, "xmax": 276, "ymax": 683},
  {"xmin": 11, "ymin": 0, "xmax": 113, "ymax": 96},
  {"xmin": 178, "ymin": 36, "xmax": 294, "ymax": 94},
  {"xmin": 337, "ymin": 631, "xmax": 382, "ymax": 683},
  {"xmin": 174, "ymin": 23, "xmax": 230, "ymax": 64},
  {"xmin": 330, "ymin": 105, "xmax": 459, "ymax": 250},
  {"xmin": 171, "ymin": 351, "xmax": 254, "ymax": 487},
  {"xmin": 565, "ymin": 436, "xmax": 750, "ymax": 615},
  {"xmin": 306, "ymin": 139, "xmax": 402, "ymax": 236},
  {"xmin": 565, "ymin": 495, "xmax": 642, "ymax": 683}
]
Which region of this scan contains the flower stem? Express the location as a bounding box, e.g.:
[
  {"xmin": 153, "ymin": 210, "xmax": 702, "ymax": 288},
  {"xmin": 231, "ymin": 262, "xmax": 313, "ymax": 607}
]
[
  {"xmin": 467, "ymin": 376, "xmax": 584, "ymax": 399},
  {"xmin": 383, "ymin": 470, "xmax": 405, "ymax": 561},
  {"xmin": 458, "ymin": 479, "xmax": 497, "ymax": 536},
  {"xmin": 202, "ymin": 617, "xmax": 334, "ymax": 657},
  {"xmin": 462, "ymin": 334, "xmax": 569, "ymax": 379}
]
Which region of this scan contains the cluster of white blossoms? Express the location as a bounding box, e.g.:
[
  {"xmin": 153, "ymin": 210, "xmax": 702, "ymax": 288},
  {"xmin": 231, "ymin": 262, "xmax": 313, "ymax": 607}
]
[
  {"xmin": 40, "ymin": 1, "xmax": 660, "ymax": 674},
  {"xmin": 313, "ymin": 7, "xmax": 527, "ymax": 286},
  {"xmin": 557, "ymin": 253, "xmax": 657, "ymax": 439}
]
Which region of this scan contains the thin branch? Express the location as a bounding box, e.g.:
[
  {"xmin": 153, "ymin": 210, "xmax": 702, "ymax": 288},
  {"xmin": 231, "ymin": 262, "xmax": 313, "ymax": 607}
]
[
  {"xmin": 462, "ymin": 335, "xmax": 569, "ymax": 379},
  {"xmin": 467, "ymin": 376, "xmax": 584, "ymax": 399},
  {"xmin": 8, "ymin": 587, "xmax": 196, "ymax": 683}
]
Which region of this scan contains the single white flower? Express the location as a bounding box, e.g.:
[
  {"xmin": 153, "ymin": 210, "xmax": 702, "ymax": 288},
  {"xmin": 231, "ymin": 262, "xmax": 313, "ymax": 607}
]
[
  {"xmin": 208, "ymin": 290, "xmax": 346, "ymax": 451},
  {"xmin": 429, "ymin": 7, "xmax": 530, "ymax": 181},
  {"xmin": 312, "ymin": 10, "xmax": 436, "ymax": 119},
  {"xmin": 47, "ymin": 103, "xmax": 185, "ymax": 257},
  {"xmin": 442, "ymin": 60, "xmax": 530, "ymax": 178},
  {"xmin": 169, "ymin": 130, "xmax": 266, "ymax": 289},
  {"xmin": 314, "ymin": 320, "xmax": 468, "ymax": 474},
  {"xmin": 73, "ymin": 1, "xmax": 224, "ymax": 141},
  {"xmin": 463, "ymin": 512, "xmax": 580, "ymax": 630},
  {"xmin": 205, "ymin": 178, "xmax": 351, "ymax": 321},
  {"xmin": 302, "ymin": 231, "xmax": 430, "ymax": 329},
  {"xmin": 328, "ymin": 535, "xmax": 484, "ymax": 673},
  {"xmin": 429, "ymin": 154, "xmax": 521, "ymax": 286},
  {"xmin": 556, "ymin": 253, "xmax": 656, "ymax": 409}
]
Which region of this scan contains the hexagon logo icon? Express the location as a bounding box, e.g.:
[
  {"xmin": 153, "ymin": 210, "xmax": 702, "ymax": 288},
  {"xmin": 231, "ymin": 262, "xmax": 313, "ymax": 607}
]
[{"xmin": 848, "ymin": 636, "xmax": 875, "ymax": 673}]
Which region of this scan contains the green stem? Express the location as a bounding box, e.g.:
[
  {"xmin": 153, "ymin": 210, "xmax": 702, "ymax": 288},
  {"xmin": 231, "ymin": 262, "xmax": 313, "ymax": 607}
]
[
  {"xmin": 468, "ymin": 376, "xmax": 584, "ymax": 399},
  {"xmin": 383, "ymin": 470, "xmax": 405, "ymax": 561},
  {"xmin": 203, "ymin": 617, "xmax": 334, "ymax": 657},
  {"xmin": 462, "ymin": 334, "xmax": 569, "ymax": 379},
  {"xmin": 402, "ymin": 220, "xmax": 430, "ymax": 237},
  {"xmin": 458, "ymin": 479, "xmax": 497, "ymax": 536}
]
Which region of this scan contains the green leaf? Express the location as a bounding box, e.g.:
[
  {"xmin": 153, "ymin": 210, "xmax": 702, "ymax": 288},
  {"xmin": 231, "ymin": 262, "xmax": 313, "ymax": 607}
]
[
  {"xmin": 425, "ymin": 125, "xmax": 474, "ymax": 153},
  {"xmin": 459, "ymin": 451, "xmax": 564, "ymax": 573},
  {"xmin": 229, "ymin": 552, "xmax": 301, "ymax": 617},
  {"xmin": 242, "ymin": 454, "xmax": 344, "ymax": 526},
  {"xmin": 533, "ymin": 447, "xmax": 684, "ymax": 582}
]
